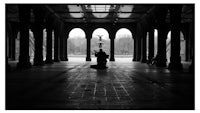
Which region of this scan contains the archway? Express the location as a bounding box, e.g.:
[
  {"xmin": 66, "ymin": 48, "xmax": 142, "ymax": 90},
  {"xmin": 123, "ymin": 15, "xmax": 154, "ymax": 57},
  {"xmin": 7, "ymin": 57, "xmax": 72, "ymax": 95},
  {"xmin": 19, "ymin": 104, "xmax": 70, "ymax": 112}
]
[
  {"xmin": 115, "ymin": 28, "xmax": 133, "ymax": 58},
  {"xmin": 68, "ymin": 28, "xmax": 86, "ymax": 60},
  {"xmin": 91, "ymin": 28, "xmax": 110, "ymax": 59},
  {"xmin": 166, "ymin": 31, "xmax": 186, "ymax": 63}
]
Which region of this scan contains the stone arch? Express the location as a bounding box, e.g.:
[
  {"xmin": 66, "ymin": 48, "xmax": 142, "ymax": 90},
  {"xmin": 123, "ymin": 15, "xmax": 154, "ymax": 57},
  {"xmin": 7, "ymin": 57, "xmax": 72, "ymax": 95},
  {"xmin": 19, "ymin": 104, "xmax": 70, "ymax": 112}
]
[
  {"xmin": 67, "ymin": 28, "xmax": 86, "ymax": 57},
  {"xmin": 115, "ymin": 28, "xmax": 134, "ymax": 56},
  {"xmin": 166, "ymin": 31, "xmax": 186, "ymax": 62},
  {"xmin": 91, "ymin": 28, "xmax": 110, "ymax": 56}
]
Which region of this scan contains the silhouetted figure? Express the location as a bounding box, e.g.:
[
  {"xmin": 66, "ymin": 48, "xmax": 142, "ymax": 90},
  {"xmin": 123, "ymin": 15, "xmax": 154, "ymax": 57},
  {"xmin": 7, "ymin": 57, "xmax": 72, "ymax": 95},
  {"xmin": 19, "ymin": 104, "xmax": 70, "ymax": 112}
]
[{"xmin": 91, "ymin": 49, "xmax": 109, "ymax": 69}]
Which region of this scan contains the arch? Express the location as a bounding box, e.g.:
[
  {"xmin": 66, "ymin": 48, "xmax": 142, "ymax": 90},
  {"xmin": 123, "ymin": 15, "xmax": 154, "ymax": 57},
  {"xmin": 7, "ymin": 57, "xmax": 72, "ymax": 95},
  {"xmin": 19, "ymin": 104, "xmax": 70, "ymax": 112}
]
[
  {"xmin": 91, "ymin": 28, "xmax": 110, "ymax": 55},
  {"xmin": 166, "ymin": 31, "xmax": 186, "ymax": 62},
  {"xmin": 67, "ymin": 28, "xmax": 86, "ymax": 56},
  {"xmin": 115, "ymin": 28, "xmax": 133, "ymax": 56}
]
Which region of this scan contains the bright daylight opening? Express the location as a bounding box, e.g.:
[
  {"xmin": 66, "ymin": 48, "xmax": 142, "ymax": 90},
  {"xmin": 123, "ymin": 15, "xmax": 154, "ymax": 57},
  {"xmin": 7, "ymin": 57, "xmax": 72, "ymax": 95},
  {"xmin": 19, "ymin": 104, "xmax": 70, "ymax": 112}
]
[
  {"xmin": 115, "ymin": 28, "xmax": 133, "ymax": 58},
  {"xmin": 68, "ymin": 28, "xmax": 86, "ymax": 58},
  {"xmin": 91, "ymin": 28, "xmax": 110, "ymax": 58}
]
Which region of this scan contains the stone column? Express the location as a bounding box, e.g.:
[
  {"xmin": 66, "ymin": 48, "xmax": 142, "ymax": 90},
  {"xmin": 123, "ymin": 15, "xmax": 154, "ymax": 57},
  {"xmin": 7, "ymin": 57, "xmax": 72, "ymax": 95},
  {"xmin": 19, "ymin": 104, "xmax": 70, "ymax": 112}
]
[
  {"xmin": 148, "ymin": 28, "xmax": 154, "ymax": 61},
  {"xmin": 133, "ymin": 37, "xmax": 137, "ymax": 61},
  {"xmin": 33, "ymin": 8, "xmax": 45, "ymax": 66},
  {"xmin": 86, "ymin": 34, "xmax": 92, "ymax": 61},
  {"xmin": 64, "ymin": 37, "xmax": 68, "ymax": 61},
  {"xmin": 17, "ymin": 5, "xmax": 32, "ymax": 68},
  {"xmin": 59, "ymin": 24, "xmax": 67, "ymax": 61},
  {"xmin": 54, "ymin": 28, "xmax": 60, "ymax": 62},
  {"xmin": 85, "ymin": 27, "xmax": 92, "ymax": 61},
  {"xmin": 45, "ymin": 27, "xmax": 53, "ymax": 64},
  {"xmin": 110, "ymin": 32, "xmax": 115, "ymax": 61},
  {"xmin": 155, "ymin": 7, "xmax": 167, "ymax": 67},
  {"xmin": 140, "ymin": 31, "xmax": 147, "ymax": 63},
  {"xmin": 168, "ymin": 5, "xmax": 183, "ymax": 69},
  {"xmin": 136, "ymin": 37, "xmax": 141, "ymax": 61}
]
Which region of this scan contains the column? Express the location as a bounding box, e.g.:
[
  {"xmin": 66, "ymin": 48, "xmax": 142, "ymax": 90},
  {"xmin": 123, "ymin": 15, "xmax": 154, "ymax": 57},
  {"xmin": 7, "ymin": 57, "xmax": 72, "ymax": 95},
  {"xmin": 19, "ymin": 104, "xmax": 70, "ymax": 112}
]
[
  {"xmin": 45, "ymin": 28, "xmax": 53, "ymax": 64},
  {"xmin": 17, "ymin": 5, "xmax": 32, "ymax": 68},
  {"xmin": 136, "ymin": 37, "xmax": 141, "ymax": 61},
  {"xmin": 132, "ymin": 37, "xmax": 137, "ymax": 61},
  {"xmin": 148, "ymin": 28, "xmax": 154, "ymax": 61},
  {"xmin": 85, "ymin": 28, "xmax": 92, "ymax": 61},
  {"xmin": 59, "ymin": 24, "xmax": 67, "ymax": 61},
  {"xmin": 155, "ymin": 8, "xmax": 167, "ymax": 67},
  {"xmin": 140, "ymin": 31, "xmax": 147, "ymax": 63},
  {"xmin": 168, "ymin": 5, "xmax": 183, "ymax": 69},
  {"xmin": 110, "ymin": 32, "xmax": 115, "ymax": 61},
  {"xmin": 54, "ymin": 28, "xmax": 60, "ymax": 62},
  {"xmin": 64, "ymin": 37, "xmax": 69, "ymax": 61},
  {"xmin": 33, "ymin": 8, "xmax": 45, "ymax": 66},
  {"xmin": 59, "ymin": 30, "xmax": 65, "ymax": 61}
]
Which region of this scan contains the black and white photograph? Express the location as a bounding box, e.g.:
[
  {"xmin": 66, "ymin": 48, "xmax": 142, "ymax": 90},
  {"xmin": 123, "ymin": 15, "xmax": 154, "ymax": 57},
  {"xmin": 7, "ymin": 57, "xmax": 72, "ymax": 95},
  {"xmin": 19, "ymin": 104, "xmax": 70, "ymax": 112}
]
[{"xmin": 5, "ymin": 1, "xmax": 195, "ymax": 111}]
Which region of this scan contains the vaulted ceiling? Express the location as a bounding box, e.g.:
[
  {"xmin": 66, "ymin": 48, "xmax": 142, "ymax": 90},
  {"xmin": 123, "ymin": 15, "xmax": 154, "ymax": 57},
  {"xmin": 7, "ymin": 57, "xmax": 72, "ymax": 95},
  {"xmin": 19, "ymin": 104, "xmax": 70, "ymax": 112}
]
[{"xmin": 6, "ymin": 4, "xmax": 194, "ymax": 24}]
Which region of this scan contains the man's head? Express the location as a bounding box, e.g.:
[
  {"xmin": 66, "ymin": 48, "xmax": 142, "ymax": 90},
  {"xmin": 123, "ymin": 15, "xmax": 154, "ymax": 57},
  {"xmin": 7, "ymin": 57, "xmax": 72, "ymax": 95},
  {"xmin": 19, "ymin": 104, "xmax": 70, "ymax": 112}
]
[{"xmin": 99, "ymin": 49, "xmax": 103, "ymax": 52}]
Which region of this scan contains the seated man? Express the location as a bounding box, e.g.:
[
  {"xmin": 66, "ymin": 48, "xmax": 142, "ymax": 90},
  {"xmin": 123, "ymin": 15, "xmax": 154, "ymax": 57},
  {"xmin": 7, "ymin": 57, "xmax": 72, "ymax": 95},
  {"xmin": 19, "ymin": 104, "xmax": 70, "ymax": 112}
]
[{"xmin": 94, "ymin": 49, "xmax": 109, "ymax": 68}]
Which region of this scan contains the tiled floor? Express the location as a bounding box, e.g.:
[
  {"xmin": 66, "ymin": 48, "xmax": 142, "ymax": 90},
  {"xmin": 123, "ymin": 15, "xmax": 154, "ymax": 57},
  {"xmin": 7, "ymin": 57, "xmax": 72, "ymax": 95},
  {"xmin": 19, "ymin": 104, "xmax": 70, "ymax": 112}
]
[{"xmin": 6, "ymin": 58, "xmax": 194, "ymax": 110}]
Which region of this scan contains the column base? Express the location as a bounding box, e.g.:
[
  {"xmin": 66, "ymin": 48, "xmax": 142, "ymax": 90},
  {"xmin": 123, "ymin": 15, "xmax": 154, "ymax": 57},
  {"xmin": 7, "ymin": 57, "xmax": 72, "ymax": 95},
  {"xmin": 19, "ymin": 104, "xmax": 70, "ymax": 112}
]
[
  {"xmin": 86, "ymin": 57, "xmax": 91, "ymax": 61},
  {"xmin": 110, "ymin": 57, "xmax": 115, "ymax": 61},
  {"xmin": 168, "ymin": 62, "xmax": 183, "ymax": 70},
  {"xmin": 45, "ymin": 59, "xmax": 54, "ymax": 64},
  {"xmin": 132, "ymin": 58, "xmax": 137, "ymax": 61},
  {"xmin": 140, "ymin": 58, "xmax": 147, "ymax": 63},
  {"xmin": 136, "ymin": 57, "xmax": 141, "ymax": 61},
  {"xmin": 62, "ymin": 57, "xmax": 68, "ymax": 61},
  {"xmin": 156, "ymin": 61, "xmax": 167, "ymax": 67},
  {"xmin": 60, "ymin": 57, "xmax": 65, "ymax": 61},
  {"xmin": 155, "ymin": 54, "xmax": 167, "ymax": 67},
  {"xmin": 34, "ymin": 61, "xmax": 45, "ymax": 66},
  {"xmin": 17, "ymin": 61, "xmax": 32, "ymax": 68},
  {"xmin": 168, "ymin": 56, "xmax": 183, "ymax": 70},
  {"xmin": 54, "ymin": 59, "xmax": 60, "ymax": 62}
]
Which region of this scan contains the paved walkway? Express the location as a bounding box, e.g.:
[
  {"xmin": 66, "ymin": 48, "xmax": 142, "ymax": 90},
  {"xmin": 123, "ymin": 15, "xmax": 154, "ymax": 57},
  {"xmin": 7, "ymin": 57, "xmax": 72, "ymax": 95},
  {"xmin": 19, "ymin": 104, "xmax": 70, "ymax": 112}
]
[{"xmin": 6, "ymin": 58, "xmax": 194, "ymax": 110}]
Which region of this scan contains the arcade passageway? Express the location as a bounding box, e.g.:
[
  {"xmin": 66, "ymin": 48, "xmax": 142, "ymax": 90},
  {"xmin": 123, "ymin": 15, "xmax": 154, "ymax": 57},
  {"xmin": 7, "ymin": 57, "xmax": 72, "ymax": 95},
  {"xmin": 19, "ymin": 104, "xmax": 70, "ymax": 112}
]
[
  {"xmin": 6, "ymin": 4, "xmax": 194, "ymax": 110},
  {"xmin": 6, "ymin": 58, "xmax": 194, "ymax": 109}
]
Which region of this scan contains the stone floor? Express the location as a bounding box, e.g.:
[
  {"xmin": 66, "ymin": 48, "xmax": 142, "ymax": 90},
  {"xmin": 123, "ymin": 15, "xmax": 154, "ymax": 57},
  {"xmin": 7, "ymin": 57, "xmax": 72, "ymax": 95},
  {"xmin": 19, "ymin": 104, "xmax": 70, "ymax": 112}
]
[{"xmin": 6, "ymin": 58, "xmax": 194, "ymax": 110}]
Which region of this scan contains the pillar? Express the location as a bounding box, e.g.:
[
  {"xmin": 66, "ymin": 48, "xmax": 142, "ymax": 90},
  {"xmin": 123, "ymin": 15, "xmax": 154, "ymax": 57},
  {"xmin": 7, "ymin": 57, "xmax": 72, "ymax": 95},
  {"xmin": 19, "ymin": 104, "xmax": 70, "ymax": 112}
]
[
  {"xmin": 148, "ymin": 28, "xmax": 154, "ymax": 61},
  {"xmin": 45, "ymin": 27, "xmax": 53, "ymax": 64},
  {"xmin": 168, "ymin": 5, "xmax": 183, "ymax": 69},
  {"xmin": 64, "ymin": 37, "xmax": 68, "ymax": 61},
  {"xmin": 140, "ymin": 31, "xmax": 147, "ymax": 63},
  {"xmin": 33, "ymin": 8, "xmax": 45, "ymax": 66},
  {"xmin": 136, "ymin": 37, "xmax": 141, "ymax": 61},
  {"xmin": 54, "ymin": 28, "xmax": 60, "ymax": 62},
  {"xmin": 17, "ymin": 5, "xmax": 32, "ymax": 68},
  {"xmin": 133, "ymin": 37, "xmax": 137, "ymax": 61},
  {"xmin": 59, "ymin": 24, "xmax": 66, "ymax": 61},
  {"xmin": 110, "ymin": 32, "xmax": 115, "ymax": 61},
  {"xmin": 155, "ymin": 8, "xmax": 167, "ymax": 67},
  {"xmin": 86, "ymin": 29, "xmax": 92, "ymax": 61}
]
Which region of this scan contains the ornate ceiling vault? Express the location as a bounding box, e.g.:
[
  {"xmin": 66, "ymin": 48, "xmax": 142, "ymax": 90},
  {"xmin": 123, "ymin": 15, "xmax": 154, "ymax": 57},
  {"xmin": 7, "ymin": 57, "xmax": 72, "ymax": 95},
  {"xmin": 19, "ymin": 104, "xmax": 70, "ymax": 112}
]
[{"xmin": 6, "ymin": 4, "xmax": 194, "ymax": 24}]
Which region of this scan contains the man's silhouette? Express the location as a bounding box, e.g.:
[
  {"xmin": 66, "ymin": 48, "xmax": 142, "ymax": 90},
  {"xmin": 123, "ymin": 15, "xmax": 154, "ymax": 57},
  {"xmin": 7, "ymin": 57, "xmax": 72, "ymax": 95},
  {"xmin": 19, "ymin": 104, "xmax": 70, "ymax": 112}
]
[
  {"xmin": 91, "ymin": 49, "xmax": 109, "ymax": 69},
  {"xmin": 95, "ymin": 49, "xmax": 108, "ymax": 68}
]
